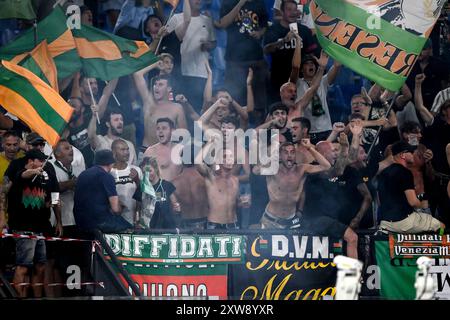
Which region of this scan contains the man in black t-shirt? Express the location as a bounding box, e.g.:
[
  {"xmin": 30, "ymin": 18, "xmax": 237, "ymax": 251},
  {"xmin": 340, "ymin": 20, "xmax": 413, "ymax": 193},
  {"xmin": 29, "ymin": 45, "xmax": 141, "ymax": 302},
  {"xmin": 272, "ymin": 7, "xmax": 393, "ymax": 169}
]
[
  {"xmin": 217, "ymin": 0, "xmax": 269, "ymax": 122},
  {"xmin": 263, "ymin": 0, "xmax": 317, "ymax": 104},
  {"xmin": 6, "ymin": 150, "xmax": 62, "ymax": 298},
  {"xmin": 377, "ymin": 141, "xmax": 444, "ymax": 233}
]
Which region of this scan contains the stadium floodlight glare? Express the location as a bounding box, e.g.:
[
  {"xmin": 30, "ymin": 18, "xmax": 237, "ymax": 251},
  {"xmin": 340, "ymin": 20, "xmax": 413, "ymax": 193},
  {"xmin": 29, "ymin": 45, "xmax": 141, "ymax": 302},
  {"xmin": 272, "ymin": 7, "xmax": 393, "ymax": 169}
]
[
  {"xmin": 333, "ymin": 255, "xmax": 363, "ymax": 300},
  {"xmin": 415, "ymin": 256, "xmax": 437, "ymax": 300}
]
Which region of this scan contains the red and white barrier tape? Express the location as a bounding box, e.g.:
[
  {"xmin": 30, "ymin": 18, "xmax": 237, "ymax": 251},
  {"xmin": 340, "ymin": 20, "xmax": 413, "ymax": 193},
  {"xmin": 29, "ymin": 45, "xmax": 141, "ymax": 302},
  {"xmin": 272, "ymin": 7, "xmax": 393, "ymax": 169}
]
[
  {"xmin": 2, "ymin": 282, "xmax": 105, "ymax": 289},
  {"xmin": 0, "ymin": 232, "xmax": 95, "ymax": 242}
]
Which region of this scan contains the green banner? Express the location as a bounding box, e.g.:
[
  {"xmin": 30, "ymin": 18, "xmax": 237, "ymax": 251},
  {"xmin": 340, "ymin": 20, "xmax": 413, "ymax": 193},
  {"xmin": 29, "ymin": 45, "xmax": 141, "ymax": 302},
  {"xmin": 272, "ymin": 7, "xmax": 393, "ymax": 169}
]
[
  {"xmin": 104, "ymin": 234, "xmax": 245, "ymax": 265},
  {"xmin": 375, "ymin": 240, "xmax": 416, "ymax": 300},
  {"xmin": 311, "ymin": 0, "xmax": 444, "ymax": 91}
]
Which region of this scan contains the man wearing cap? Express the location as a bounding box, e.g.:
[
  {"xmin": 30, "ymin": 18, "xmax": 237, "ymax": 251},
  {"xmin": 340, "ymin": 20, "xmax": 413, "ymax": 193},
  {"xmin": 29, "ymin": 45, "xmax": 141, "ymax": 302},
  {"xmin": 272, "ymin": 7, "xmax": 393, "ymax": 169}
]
[
  {"xmin": 294, "ymin": 52, "xmax": 342, "ymax": 144},
  {"xmin": 74, "ymin": 149, "xmax": 133, "ymax": 233},
  {"xmin": 377, "ymin": 141, "xmax": 445, "ymax": 233},
  {"xmin": 5, "ymin": 150, "xmax": 62, "ymax": 297}
]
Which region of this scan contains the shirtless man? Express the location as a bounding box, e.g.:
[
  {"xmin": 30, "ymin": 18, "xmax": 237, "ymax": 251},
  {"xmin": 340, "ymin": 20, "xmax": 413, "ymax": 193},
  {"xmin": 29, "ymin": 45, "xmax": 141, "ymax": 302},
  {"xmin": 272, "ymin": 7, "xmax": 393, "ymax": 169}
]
[
  {"xmin": 143, "ymin": 118, "xmax": 183, "ymax": 181},
  {"xmin": 195, "ymin": 139, "xmax": 240, "ymax": 229},
  {"xmin": 254, "ymin": 141, "xmax": 331, "ymax": 229},
  {"xmin": 134, "ymin": 63, "xmax": 187, "ymax": 148},
  {"xmin": 172, "ymin": 146, "xmax": 209, "ymax": 229}
]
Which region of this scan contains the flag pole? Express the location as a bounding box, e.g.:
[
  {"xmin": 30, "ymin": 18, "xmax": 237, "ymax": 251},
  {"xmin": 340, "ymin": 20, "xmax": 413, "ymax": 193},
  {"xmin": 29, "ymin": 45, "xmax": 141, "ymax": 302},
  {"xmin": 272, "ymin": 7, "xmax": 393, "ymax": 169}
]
[
  {"xmin": 366, "ymin": 91, "xmax": 399, "ymax": 162},
  {"xmin": 87, "ymin": 80, "xmax": 100, "ymax": 124},
  {"xmin": 33, "ymin": 19, "xmax": 38, "ymax": 47},
  {"xmin": 155, "ymin": 6, "xmax": 177, "ymax": 55}
]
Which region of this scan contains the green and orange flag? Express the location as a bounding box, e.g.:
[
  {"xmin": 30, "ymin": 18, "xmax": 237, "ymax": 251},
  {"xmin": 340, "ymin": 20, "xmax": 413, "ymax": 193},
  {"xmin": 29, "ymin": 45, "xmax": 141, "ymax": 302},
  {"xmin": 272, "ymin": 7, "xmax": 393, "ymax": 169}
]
[
  {"xmin": 72, "ymin": 24, "xmax": 159, "ymax": 81},
  {"xmin": 0, "ymin": 7, "xmax": 81, "ymax": 79},
  {"xmin": 311, "ymin": 0, "xmax": 446, "ymax": 91},
  {"xmin": 0, "ymin": 60, "xmax": 73, "ymax": 146},
  {"xmin": 19, "ymin": 40, "xmax": 59, "ymax": 92}
]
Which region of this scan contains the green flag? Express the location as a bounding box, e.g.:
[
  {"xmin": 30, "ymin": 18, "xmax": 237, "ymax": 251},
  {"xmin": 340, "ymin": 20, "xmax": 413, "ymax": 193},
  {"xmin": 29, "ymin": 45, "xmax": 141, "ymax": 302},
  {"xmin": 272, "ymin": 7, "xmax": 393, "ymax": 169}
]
[
  {"xmin": 375, "ymin": 240, "xmax": 416, "ymax": 300},
  {"xmin": 0, "ymin": 0, "xmax": 36, "ymax": 20},
  {"xmin": 72, "ymin": 24, "xmax": 159, "ymax": 81},
  {"xmin": 0, "ymin": 60, "xmax": 73, "ymax": 146},
  {"xmin": 19, "ymin": 40, "xmax": 59, "ymax": 91},
  {"xmin": 311, "ymin": 0, "xmax": 446, "ymax": 91},
  {"xmin": 0, "ymin": 7, "xmax": 81, "ymax": 79}
]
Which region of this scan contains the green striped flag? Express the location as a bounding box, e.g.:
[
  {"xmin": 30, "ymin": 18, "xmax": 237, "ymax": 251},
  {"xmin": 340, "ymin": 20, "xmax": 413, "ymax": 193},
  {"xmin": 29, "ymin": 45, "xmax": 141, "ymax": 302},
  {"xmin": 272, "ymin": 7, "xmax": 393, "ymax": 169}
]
[
  {"xmin": 0, "ymin": 0, "xmax": 36, "ymax": 20},
  {"xmin": 0, "ymin": 60, "xmax": 73, "ymax": 146},
  {"xmin": 0, "ymin": 7, "xmax": 81, "ymax": 79},
  {"xmin": 19, "ymin": 40, "xmax": 59, "ymax": 92},
  {"xmin": 72, "ymin": 24, "xmax": 160, "ymax": 81},
  {"xmin": 311, "ymin": 0, "xmax": 446, "ymax": 91}
]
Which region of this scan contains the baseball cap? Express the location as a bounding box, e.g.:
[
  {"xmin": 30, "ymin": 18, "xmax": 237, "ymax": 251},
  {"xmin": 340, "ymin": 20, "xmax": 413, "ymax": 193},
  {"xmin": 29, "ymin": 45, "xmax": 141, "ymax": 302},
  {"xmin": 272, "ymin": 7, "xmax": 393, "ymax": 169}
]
[
  {"xmin": 26, "ymin": 132, "xmax": 45, "ymax": 145},
  {"xmin": 94, "ymin": 149, "xmax": 115, "ymax": 166},
  {"xmin": 391, "ymin": 141, "xmax": 417, "ymax": 156}
]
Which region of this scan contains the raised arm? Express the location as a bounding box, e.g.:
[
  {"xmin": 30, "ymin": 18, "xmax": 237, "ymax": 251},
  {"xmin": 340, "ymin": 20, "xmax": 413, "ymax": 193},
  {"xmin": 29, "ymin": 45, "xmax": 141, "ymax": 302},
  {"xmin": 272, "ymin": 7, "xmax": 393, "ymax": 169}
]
[
  {"xmin": 97, "ymin": 78, "xmax": 119, "ymax": 119},
  {"xmin": 295, "ymin": 51, "xmax": 327, "ymax": 111},
  {"xmin": 70, "ymin": 71, "xmax": 82, "ymax": 99},
  {"xmin": 326, "ymin": 59, "xmax": 342, "ymax": 85},
  {"xmin": 202, "ymin": 60, "xmax": 213, "ymax": 111},
  {"xmin": 198, "ymin": 98, "xmax": 228, "ymax": 130},
  {"xmin": 133, "ymin": 60, "xmax": 161, "ymax": 104},
  {"xmin": 87, "ymin": 104, "xmax": 101, "ymax": 150},
  {"xmin": 395, "ymin": 83, "xmax": 412, "ymax": 110},
  {"xmin": 215, "ymin": 0, "xmax": 248, "ymax": 29},
  {"xmin": 348, "ymin": 121, "xmax": 363, "ymax": 163},
  {"xmin": 414, "ymin": 74, "xmax": 434, "ymax": 126},
  {"xmin": 289, "ymin": 33, "xmax": 302, "ymax": 84},
  {"xmin": 246, "ymin": 68, "xmax": 254, "ymax": 114},
  {"xmin": 264, "ymin": 31, "xmax": 295, "ymax": 54},
  {"xmin": 175, "ymin": 94, "xmax": 200, "ymax": 121},
  {"xmin": 302, "ymin": 139, "xmax": 331, "ymax": 174},
  {"xmin": 175, "ymin": 0, "xmax": 191, "ymax": 40},
  {"xmin": 195, "ymin": 140, "xmax": 214, "ymax": 178},
  {"xmin": 333, "ymin": 132, "xmax": 350, "ymax": 176}
]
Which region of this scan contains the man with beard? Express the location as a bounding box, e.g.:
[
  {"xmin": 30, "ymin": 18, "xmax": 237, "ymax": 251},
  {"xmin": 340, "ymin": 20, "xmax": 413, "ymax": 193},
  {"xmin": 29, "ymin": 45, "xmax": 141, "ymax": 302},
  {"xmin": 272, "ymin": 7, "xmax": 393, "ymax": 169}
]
[
  {"xmin": 143, "ymin": 118, "xmax": 183, "ymax": 181},
  {"xmin": 257, "ymin": 104, "xmax": 292, "ymax": 143},
  {"xmin": 295, "ymin": 52, "xmax": 341, "ymax": 144},
  {"xmin": 290, "ymin": 117, "xmax": 316, "ymax": 164},
  {"xmin": 67, "ymin": 75, "xmax": 119, "ymax": 167},
  {"xmin": 133, "ymin": 65, "xmax": 187, "ymax": 148},
  {"xmin": 88, "ymin": 106, "xmax": 137, "ymax": 165},
  {"xmin": 195, "ymin": 138, "xmax": 240, "ymax": 229},
  {"xmin": 253, "ymin": 141, "xmax": 330, "ymax": 230},
  {"xmin": 377, "ymin": 141, "xmax": 445, "ymax": 233}
]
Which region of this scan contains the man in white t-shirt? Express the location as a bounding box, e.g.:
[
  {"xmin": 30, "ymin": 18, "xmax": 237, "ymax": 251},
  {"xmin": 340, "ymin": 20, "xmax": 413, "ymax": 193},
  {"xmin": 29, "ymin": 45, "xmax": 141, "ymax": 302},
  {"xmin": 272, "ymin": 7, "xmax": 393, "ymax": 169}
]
[
  {"xmin": 87, "ymin": 106, "xmax": 137, "ymax": 165},
  {"xmin": 296, "ymin": 54, "xmax": 341, "ymax": 144},
  {"xmin": 166, "ymin": 0, "xmax": 216, "ymax": 110},
  {"xmin": 111, "ymin": 139, "xmax": 142, "ymax": 226},
  {"xmin": 50, "ymin": 139, "xmax": 85, "ymax": 235}
]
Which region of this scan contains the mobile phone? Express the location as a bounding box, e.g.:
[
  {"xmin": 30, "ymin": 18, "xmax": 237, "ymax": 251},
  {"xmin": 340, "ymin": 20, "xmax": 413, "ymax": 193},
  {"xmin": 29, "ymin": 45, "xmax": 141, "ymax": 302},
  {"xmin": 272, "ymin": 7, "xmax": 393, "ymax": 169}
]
[{"xmin": 289, "ymin": 22, "xmax": 298, "ymax": 34}]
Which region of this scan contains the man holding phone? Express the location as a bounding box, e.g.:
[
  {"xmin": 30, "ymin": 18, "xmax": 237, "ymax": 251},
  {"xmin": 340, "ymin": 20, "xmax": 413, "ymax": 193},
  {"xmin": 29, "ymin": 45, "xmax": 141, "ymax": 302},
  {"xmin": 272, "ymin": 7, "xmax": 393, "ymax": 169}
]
[{"xmin": 263, "ymin": 0, "xmax": 317, "ymax": 105}]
